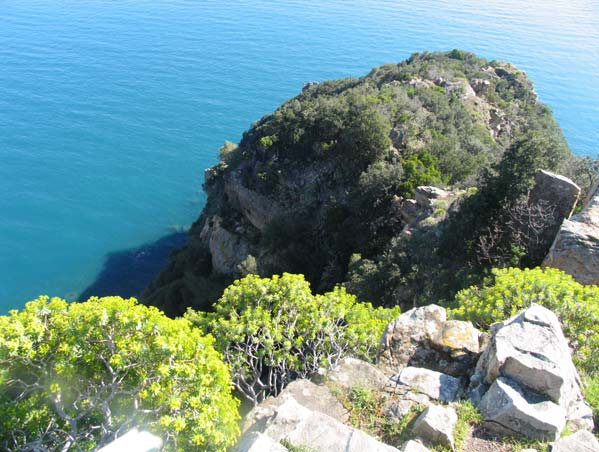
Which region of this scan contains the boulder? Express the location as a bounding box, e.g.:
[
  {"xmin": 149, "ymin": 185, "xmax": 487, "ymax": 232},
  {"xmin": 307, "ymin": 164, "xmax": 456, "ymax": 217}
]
[
  {"xmin": 378, "ymin": 305, "xmax": 481, "ymax": 377},
  {"xmin": 528, "ymin": 170, "xmax": 580, "ymax": 222},
  {"xmin": 550, "ymin": 430, "xmax": 599, "ymax": 452},
  {"xmin": 544, "ymin": 179, "xmax": 599, "ymax": 285},
  {"xmin": 400, "ymin": 440, "xmax": 432, "ymax": 452},
  {"xmin": 326, "ymin": 357, "xmax": 391, "ymax": 392},
  {"xmin": 251, "ymin": 396, "xmax": 399, "ymax": 452},
  {"xmin": 475, "ymin": 304, "xmax": 585, "ymax": 416},
  {"xmin": 392, "ymin": 366, "xmax": 461, "ymax": 402},
  {"xmin": 235, "ymin": 432, "xmax": 290, "ymax": 452},
  {"xmin": 478, "ymin": 377, "xmax": 566, "ymax": 441},
  {"xmin": 411, "ymin": 404, "xmax": 458, "ymax": 451},
  {"xmin": 242, "ymin": 379, "xmax": 348, "ymax": 434}
]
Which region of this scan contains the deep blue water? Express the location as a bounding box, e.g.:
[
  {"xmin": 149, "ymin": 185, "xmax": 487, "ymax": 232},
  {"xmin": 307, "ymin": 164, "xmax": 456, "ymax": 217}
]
[{"xmin": 1, "ymin": 0, "xmax": 598, "ymax": 311}]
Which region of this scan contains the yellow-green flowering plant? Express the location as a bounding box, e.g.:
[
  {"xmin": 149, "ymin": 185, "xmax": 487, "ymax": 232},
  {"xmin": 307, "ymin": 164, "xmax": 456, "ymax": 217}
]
[
  {"xmin": 186, "ymin": 273, "xmax": 400, "ymax": 405},
  {"xmin": 450, "ymin": 267, "xmax": 599, "ymax": 374},
  {"xmin": 0, "ymin": 296, "xmax": 239, "ymax": 452}
]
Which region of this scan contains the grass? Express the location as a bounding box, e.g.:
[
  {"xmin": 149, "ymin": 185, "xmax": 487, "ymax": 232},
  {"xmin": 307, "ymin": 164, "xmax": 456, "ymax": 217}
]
[
  {"xmin": 453, "ymin": 400, "xmax": 483, "ymax": 450},
  {"xmin": 331, "ymin": 383, "xmax": 424, "ymax": 447}
]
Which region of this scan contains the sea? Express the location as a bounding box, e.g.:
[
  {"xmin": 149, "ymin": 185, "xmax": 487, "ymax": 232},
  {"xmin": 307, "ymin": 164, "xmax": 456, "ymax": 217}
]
[{"xmin": 1, "ymin": 0, "xmax": 598, "ymax": 312}]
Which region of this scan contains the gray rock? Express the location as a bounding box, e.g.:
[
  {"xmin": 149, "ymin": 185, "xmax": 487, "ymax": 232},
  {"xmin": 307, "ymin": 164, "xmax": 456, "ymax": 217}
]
[
  {"xmin": 242, "ymin": 379, "xmax": 348, "ymax": 434},
  {"xmin": 550, "ymin": 430, "xmax": 599, "ymax": 452},
  {"xmin": 476, "ymin": 304, "xmax": 584, "ymax": 416},
  {"xmin": 203, "ymin": 215, "xmax": 251, "ymax": 274},
  {"xmin": 385, "ymin": 398, "xmax": 418, "ymax": 420},
  {"xmin": 411, "ymin": 404, "xmax": 458, "ymax": 451},
  {"xmin": 478, "ymin": 377, "xmax": 566, "ymax": 441},
  {"xmin": 528, "ymin": 170, "xmax": 580, "ymax": 222},
  {"xmin": 567, "ymin": 400, "xmax": 595, "ymax": 432},
  {"xmin": 400, "ymin": 440, "xmax": 432, "ymax": 452},
  {"xmin": 326, "ymin": 357, "xmax": 391, "ymax": 392},
  {"xmin": 544, "ymin": 178, "xmax": 599, "ymax": 285},
  {"xmin": 378, "ymin": 305, "xmax": 481, "ymax": 377},
  {"xmin": 235, "ymin": 432, "xmax": 290, "ymax": 452},
  {"xmin": 258, "ymin": 396, "xmax": 399, "ymax": 452},
  {"xmin": 224, "ymin": 170, "xmax": 284, "ymax": 232},
  {"xmin": 415, "ymin": 186, "xmax": 453, "ymax": 208},
  {"xmin": 393, "ymin": 366, "xmax": 461, "ymax": 402}
]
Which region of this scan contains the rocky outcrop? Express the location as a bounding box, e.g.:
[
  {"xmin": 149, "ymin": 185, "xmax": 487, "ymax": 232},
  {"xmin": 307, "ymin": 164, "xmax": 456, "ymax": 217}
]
[
  {"xmin": 550, "ymin": 430, "xmax": 599, "ymax": 452},
  {"xmin": 143, "ymin": 51, "xmax": 570, "ymax": 315},
  {"xmin": 478, "ymin": 377, "xmax": 566, "ymax": 441},
  {"xmin": 377, "ymin": 305, "xmax": 482, "ymax": 377},
  {"xmin": 392, "ymin": 367, "xmax": 461, "ymax": 403},
  {"xmin": 201, "ymin": 215, "xmax": 251, "ymax": 274},
  {"xmin": 400, "ymin": 440, "xmax": 432, "ymax": 452},
  {"xmin": 242, "ymin": 379, "xmax": 348, "ymax": 434},
  {"xmin": 325, "ymin": 357, "xmax": 391, "ymax": 391},
  {"xmin": 544, "ymin": 179, "xmax": 599, "ymax": 285},
  {"xmin": 472, "ymin": 304, "xmax": 593, "ymax": 439},
  {"xmin": 235, "ymin": 304, "xmax": 595, "ymax": 452},
  {"xmin": 235, "ymin": 432, "xmax": 290, "ymax": 452},
  {"xmin": 242, "ymin": 396, "xmax": 399, "ymax": 452},
  {"xmin": 411, "ymin": 404, "xmax": 458, "ymax": 451},
  {"xmin": 528, "ymin": 170, "xmax": 580, "ymax": 221}
]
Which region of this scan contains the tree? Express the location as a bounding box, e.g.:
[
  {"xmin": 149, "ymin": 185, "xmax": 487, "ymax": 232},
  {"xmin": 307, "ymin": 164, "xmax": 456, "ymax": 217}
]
[
  {"xmin": 0, "ymin": 296, "xmax": 239, "ymax": 451},
  {"xmin": 186, "ymin": 274, "xmax": 400, "ymax": 405}
]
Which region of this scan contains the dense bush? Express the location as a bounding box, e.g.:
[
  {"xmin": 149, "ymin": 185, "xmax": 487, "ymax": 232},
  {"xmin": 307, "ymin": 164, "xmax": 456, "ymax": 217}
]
[
  {"xmin": 186, "ymin": 273, "xmax": 400, "ymax": 404},
  {"xmin": 0, "ymin": 296, "xmax": 239, "ymax": 451},
  {"xmin": 450, "ymin": 267, "xmax": 599, "ymax": 374}
]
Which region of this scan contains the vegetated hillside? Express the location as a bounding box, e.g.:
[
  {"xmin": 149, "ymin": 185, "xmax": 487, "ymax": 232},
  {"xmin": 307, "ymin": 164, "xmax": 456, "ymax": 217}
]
[{"xmin": 143, "ymin": 50, "xmax": 592, "ymax": 316}]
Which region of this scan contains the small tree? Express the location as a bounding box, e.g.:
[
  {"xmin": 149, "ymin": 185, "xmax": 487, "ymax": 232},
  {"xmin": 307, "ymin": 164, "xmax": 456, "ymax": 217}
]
[
  {"xmin": 186, "ymin": 274, "xmax": 400, "ymax": 405},
  {"xmin": 0, "ymin": 296, "xmax": 239, "ymax": 451}
]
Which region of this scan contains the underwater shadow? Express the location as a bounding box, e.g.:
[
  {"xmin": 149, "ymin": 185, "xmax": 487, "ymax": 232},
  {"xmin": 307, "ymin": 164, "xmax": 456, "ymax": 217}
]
[{"xmin": 79, "ymin": 232, "xmax": 188, "ymax": 301}]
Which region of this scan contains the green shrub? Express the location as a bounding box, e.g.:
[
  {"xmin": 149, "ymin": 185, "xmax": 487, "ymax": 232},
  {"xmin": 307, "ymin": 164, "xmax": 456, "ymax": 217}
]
[
  {"xmin": 186, "ymin": 273, "xmax": 400, "ymax": 404},
  {"xmin": 450, "ymin": 267, "xmax": 599, "ymax": 374},
  {"xmin": 399, "ymin": 151, "xmax": 444, "ymax": 197},
  {"xmin": 0, "ymin": 296, "xmax": 239, "ymax": 451}
]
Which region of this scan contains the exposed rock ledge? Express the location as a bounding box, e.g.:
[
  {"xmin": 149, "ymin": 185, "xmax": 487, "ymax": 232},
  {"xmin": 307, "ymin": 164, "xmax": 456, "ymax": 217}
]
[{"xmin": 544, "ymin": 178, "xmax": 599, "ymax": 285}]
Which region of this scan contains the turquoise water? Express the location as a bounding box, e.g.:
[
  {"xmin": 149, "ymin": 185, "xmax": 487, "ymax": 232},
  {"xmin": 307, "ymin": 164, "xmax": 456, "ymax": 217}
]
[{"xmin": 1, "ymin": 0, "xmax": 598, "ymax": 311}]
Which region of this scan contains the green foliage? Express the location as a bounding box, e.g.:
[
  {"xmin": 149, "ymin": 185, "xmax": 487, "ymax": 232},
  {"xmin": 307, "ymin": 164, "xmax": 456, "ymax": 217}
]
[
  {"xmin": 440, "ymin": 131, "xmax": 570, "ymax": 272},
  {"xmin": 581, "ymin": 372, "xmax": 599, "ymax": 429},
  {"xmin": 399, "ymin": 151, "xmax": 444, "ymax": 197},
  {"xmin": 450, "ymin": 267, "xmax": 599, "ymax": 374},
  {"xmin": 453, "ymin": 400, "xmax": 482, "ymax": 450},
  {"xmin": 0, "ymin": 296, "xmax": 239, "ymax": 451},
  {"xmin": 332, "ymin": 384, "xmax": 424, "ymax": 447},
  {"xmin": 186, "ymin": 274, "xmax": 400, "ymax": 404}
]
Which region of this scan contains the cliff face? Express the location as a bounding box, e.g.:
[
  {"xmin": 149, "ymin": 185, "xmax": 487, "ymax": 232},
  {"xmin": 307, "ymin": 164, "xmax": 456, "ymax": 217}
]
[{"xmin": 143, "ymin": 50, "xmax": 574, "ymax": 315}]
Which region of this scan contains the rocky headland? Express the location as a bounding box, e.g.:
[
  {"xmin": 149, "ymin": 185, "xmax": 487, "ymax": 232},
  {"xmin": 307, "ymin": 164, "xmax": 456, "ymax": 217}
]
[{"xmin": 142, "ymin": 50, "xmax": 593, "ymax": 316}]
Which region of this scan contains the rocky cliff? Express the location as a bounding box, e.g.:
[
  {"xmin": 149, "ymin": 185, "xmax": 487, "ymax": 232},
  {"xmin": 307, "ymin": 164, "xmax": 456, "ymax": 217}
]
[{"xmin": 142, "ymin": 50, "xmax": 580, "ymax": 315}]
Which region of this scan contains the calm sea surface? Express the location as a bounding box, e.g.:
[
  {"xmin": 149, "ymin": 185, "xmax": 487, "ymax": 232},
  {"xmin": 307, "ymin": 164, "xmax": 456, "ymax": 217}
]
[{"xmin": 1, "ymin": 0, "xmax": 598, "ymax": 311}]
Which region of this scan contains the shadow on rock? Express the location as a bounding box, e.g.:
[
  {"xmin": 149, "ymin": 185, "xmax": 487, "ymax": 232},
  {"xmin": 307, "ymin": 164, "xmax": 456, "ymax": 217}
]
[{"xmin": 79, "ymin": 233, "xmax": 187, "ymax": 301}]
